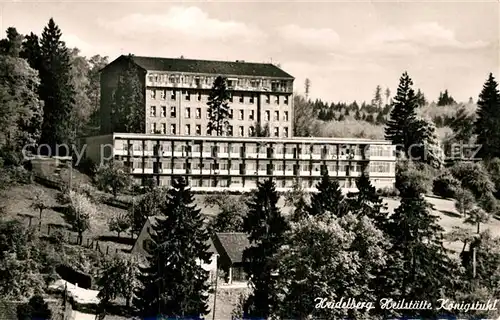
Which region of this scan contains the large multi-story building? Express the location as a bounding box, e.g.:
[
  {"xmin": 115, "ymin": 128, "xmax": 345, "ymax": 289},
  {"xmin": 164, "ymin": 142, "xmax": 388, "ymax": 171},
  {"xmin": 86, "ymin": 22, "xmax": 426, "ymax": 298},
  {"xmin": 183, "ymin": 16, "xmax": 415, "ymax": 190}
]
[
  {"xmin": 100, "ymin": 55, "xmax": 295, "ymax": 138},
  {"xmin": 83, "ymin": 133, "xmax": 396, "ymax": 192},
  {"xmin": 89, "ymin": 55, "xmax": 396, "ymax": 192}
]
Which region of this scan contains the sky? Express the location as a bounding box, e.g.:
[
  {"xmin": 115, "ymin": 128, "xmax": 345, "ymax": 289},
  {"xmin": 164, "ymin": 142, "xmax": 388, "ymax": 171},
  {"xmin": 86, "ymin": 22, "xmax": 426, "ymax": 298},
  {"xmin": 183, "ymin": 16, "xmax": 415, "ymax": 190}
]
[{"xmin": 0, "ymin": 0, "xmax": 498, "ymax": 103}]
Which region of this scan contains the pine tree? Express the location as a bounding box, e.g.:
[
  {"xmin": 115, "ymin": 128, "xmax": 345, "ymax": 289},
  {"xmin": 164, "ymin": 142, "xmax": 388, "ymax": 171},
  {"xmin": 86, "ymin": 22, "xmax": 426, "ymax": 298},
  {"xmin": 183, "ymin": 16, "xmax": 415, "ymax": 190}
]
[
  {"xmin": 308, "ymin": 169, "xmax": 346, "ymax": 218},
  {"xmin": 415, "ymin": 89, "xmax": 427, "ymax": 107},
  {"xmin": 346, "ymin": 173, "xmax": 388, "ymax": 230},
  {"xmin": 20, "ymin": 32, "xmax": 42, "ymax": 72},
  {"xmin": 111, "ymin": 55, "xmax": 145, "ymax": 133},
  {"xmin": 38, "ymin": 18, "xmax": 76, "ymax": 152},
  {"xmin": 372, "ymin": 85, "xmax": 383, "ymax": 109},
  {"xmin": 380, "ymin": 183, "xmax": 459, "ymax": 318},
  {"xmin": 134, "ymin": 177, "xmax": 211, "ymax": 318},
  {"xmin": 207, "ymin": 76, "xmax": 231, "ymax": 136},
  {"xmin": 385, "ymin": 72, "xmax": 421, "ymax": 158},
  {"xmin": 475, "ymin": 73, "xmax": 500, "ymax": 160},
  {"xmin": 242, "ymin": 179, "xmax": 289, "ymax": 318},
  {"xmin": 354, "ymin": 109, "xmax": 361, "ymax": 120}
]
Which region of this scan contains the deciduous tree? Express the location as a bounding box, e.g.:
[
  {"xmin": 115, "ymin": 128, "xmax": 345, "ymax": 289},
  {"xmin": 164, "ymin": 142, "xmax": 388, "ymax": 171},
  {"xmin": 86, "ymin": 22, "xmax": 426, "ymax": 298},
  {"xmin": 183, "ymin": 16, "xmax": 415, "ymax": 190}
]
[
  {"xmin": 110, "ymin": 55, "xmax": 145, "ymax": 133},
  {"xmin": 94, "ymin": 161, "xmax": 133, "ymax": 198},
  {"xmin": 65, "ymin": 190, "xmax": 96, "ymax": 245}
]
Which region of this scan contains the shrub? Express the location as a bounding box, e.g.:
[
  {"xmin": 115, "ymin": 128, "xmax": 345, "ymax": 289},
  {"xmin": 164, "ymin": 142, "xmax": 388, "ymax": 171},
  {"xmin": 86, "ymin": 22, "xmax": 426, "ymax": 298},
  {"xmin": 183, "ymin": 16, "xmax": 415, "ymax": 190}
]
[
  {"xmin": 377, "ymin": 186, "xmax": 400, "ymax": 197},
  {"xmin": 449, "ymin": 162, "xmax": 495, "ymax": 200},
  {"xmin": 433, "ymin": 171, "xmax": 461, "ymax": 199},
  {"xmin": 396, "ymin": 161, "xmax": 434, "ymax": 195}
]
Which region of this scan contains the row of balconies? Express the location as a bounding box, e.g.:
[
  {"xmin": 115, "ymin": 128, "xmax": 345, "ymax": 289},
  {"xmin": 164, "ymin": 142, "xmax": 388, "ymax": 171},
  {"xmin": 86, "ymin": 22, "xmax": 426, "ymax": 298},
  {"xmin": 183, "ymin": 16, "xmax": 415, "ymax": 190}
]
[
  {"xmin": 146, "ymin": 81, "xmax": 293, "ymax": 93},
  {"xmin": 129, "ymin": 167, "xmax": 394, "ymax": 177},
  {"xmin": 114, "ymin": 148, "xmax": 383, "ymax": 161}
]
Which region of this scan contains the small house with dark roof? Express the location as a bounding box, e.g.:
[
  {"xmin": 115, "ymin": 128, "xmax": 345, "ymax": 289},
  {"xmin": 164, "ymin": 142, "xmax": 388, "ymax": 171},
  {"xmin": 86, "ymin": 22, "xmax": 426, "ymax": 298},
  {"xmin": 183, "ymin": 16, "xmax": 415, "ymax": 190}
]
[
  {"xmin": 212, "ymin": 232, "xmax": 252, "ymax": 284},
  {"xmin": 132, "ymin": 216, "xmax": 218, "ymax": 281}
]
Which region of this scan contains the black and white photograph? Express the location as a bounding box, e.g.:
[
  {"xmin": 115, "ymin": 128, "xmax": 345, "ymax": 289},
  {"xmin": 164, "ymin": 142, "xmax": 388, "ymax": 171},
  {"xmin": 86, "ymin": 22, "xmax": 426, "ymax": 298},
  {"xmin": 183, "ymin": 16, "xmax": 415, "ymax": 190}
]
[{"xmin": 0, "ymin": 0, "xmax": 499, "ymax": 319}]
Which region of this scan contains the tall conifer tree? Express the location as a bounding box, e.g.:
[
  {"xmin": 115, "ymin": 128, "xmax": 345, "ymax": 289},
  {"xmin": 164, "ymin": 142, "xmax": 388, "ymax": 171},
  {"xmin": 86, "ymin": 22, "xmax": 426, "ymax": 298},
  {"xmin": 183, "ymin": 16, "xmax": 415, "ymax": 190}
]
[
  {"xmin": 346, "ymin": 172, "xmax": 388, "ymax": 230},
  {"xmin": 308, "ymin": 169, "xmax": 346, "ymax": 217},
  {"xmin": 242, "ymin": 179, "xmax": 289, "ymax": 318},
  {"xmin": 38, "ymin": 18, "xmax": 75, "ymax": 152},
  {"xmin": 207, "ymin": 76, "xmax": 231, "ymax": 136},
  {"xmin": 134, "ymin": 177, "xmax": 211, "ymax": 319},
  {"xmin": 475, "ymin": 73, "xmax": 500, "ymax": 160},
  {"xmin": 384, "ymin": 72, "xmax": 419, "ymax": 158},
  {"xmin": 379, "ymin": 183, "xmax": 459, "ymax": 318}
]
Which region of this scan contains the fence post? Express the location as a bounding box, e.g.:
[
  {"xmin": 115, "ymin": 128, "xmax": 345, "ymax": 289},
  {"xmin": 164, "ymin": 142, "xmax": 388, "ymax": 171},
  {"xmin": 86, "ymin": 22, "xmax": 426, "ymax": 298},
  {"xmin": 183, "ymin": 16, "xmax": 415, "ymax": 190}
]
[
  {"xmin": 86, "ymin": 238, "xmax": 89, "ymax": 247},
  {"xmin": 106, "ymin": 246, "xmax": 109, "ymax": 255}
]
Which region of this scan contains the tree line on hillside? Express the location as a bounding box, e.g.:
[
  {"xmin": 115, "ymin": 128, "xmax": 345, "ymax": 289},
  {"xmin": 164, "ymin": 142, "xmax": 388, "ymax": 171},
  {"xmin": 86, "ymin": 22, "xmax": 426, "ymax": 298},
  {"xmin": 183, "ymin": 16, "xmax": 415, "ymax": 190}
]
[{"xmin": 0, "ymin": 20, "xmax": 108, "ymax": 164}]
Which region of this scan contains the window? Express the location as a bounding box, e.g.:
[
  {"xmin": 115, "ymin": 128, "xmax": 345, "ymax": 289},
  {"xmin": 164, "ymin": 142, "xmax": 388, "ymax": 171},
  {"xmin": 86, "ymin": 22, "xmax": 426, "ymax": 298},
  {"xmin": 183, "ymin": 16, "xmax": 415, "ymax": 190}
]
[
  {"xmin": 284, "ymin": 96, "xmax": 289, "ymax": 105},
  {"xmin": 284, "ymin": 111, "xmax": 289, "ymax": 121},
  {"xmin": 265, "ymin": 110, "xmax": 270, "ymax": 121},
  {"xmin": 250, "ymin": 95, "xmax": 255, "ymax": 104},
  {"xmin": 195, "ymin": 108, "xmax": 201, "ymax": 119},
  {"xmin": 196, "ymin": 125, "xmax": 201, "ymax": 135},
  {"xmin": 150, "ymin": 90, "xmax": 156, "ymax": 99},
  {"xmin": 249, "ymin": 110, "xmax": 254, "ymax": 120},
  {"xmin": 170, "ymin": 106, "xmax": 176, "ymax": 118},
  {"xmin": 185, "ymin": 124, "xmax": 191, "ymax": 135},
  {"xmin": 248, "ymin": 126, "xmax": 255, "ymax": 136},
  {"xmin": 170, "ymin": 124, "xmax": 176, "ymax": 134},
  {"xmin": 229, "ymin": 109, "xmax": 233, "ymax": 119},
  {"xmin": 184, "ymin": 90, "xmax": 190, "ymax": 101},
  {"xmin": 284, "ymin": 127, "xmax": 289, "ymax": 137},
  {"xmin": 150, "ymin": 106, "xmax": 156, "ymax": 117},
  {"xmin": 161, "ymin": 106, "xmax": 166, "ymax": 117},
  {"xmin": 274, "ymin": 111, "xmax": 279, "ymax": 121},
  {"xmin": 198, "ymin": 92, "xmax": 202, "ymax": 101},
  {"xmin": 150, "ymin": 123, "xmax": 156, "ymax": 133},
  {"xmin": 239, "ymin": 110, "xmax": 244, "ymax": 120},
  {"xmin": 275, "ymin": 95, "xmax": 279, "ymax": 104},
  {"xmin": 274, "ymin": 127, "xmax": 279, "ymax": 137},
  {"xmin": 185, "ymin": 107, "xmax": 191, "ymax": 118},
  {"xmin": 160, "ymin": 90, "xmax": 166, "ymax": 99},
  {"xmin": 229, "ymin": 93, "xmax": 233, "ymax": 103},
  {"xmin": 239, "ymin": 126, "xmax": 244, "ymax": 136},
  {"xmin": 161, "ymin": 123, "xmax": 166, "ymax": 134},
  {"xmin": 266, "ymin": 94, "xmax": 270, "ymax": 104},
  {"xmin": 227, "ymin": 125, "xmax": 233, "ymax": 136},
  {"xmin": 239, "ymin": 95, "xmax": 244, "ymax": 103},
  {"xmin": 171, "ymin": 90, "xmax": 176, "ymax": 100}
]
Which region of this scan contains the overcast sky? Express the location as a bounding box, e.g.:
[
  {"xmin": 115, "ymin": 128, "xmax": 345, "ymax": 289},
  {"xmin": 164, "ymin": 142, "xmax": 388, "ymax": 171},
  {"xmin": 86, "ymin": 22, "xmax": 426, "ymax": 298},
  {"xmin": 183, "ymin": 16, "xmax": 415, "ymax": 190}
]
[{"xmin": 1, "ymin": 0, "xmax": 498, "ymax": 103}]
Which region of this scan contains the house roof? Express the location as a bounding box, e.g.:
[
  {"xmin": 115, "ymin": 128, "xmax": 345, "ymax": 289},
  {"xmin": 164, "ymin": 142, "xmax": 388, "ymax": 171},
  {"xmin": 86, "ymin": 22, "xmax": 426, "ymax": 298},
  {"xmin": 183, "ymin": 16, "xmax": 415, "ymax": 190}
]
[
  {"xmin": 146, "ymin": 216, "xmax": 217, "ymax": 254},
  {"xmin": 108, "ymin": 55, "xmax": 294, "ymax": 79},
  {"xmin": 213, "ymin": 232, "xmax": 251, "ymax": 264}
]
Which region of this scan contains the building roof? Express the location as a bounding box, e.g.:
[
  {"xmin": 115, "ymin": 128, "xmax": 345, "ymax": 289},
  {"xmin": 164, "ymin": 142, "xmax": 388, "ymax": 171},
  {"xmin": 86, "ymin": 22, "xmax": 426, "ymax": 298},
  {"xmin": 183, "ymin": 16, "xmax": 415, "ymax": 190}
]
[
  {"xmin": 213, "ymin": 232, "xmax": 252, "ymax": 264},
  {"xmin": 109, "ymin": 55, "xmax": 294, "ymax": 79},
  {"xmin": 146, "ymin": 216, "xmax": 217, "ymax": 254}
]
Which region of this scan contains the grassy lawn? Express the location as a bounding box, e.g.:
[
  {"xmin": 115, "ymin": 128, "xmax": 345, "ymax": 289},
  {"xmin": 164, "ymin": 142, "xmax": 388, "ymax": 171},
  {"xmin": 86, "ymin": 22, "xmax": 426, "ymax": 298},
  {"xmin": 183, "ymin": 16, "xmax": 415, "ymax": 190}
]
[{"xmin": 2, "ymin": 183, "xmax": 131, "ymax": 254}]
